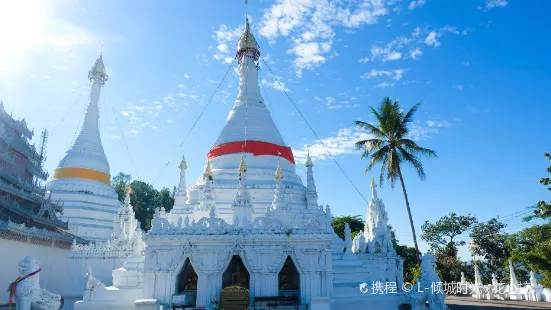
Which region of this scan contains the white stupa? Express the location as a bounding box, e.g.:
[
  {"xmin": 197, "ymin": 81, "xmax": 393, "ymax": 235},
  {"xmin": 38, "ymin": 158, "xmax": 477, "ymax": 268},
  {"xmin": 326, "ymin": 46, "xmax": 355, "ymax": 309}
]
[
  {"xmin": 46, "ymin": 54, "xmax": 120, "ymax": 243},
  {"xmin": 172, "ymin": 17, "xmax": 308, "ymax": 222}
]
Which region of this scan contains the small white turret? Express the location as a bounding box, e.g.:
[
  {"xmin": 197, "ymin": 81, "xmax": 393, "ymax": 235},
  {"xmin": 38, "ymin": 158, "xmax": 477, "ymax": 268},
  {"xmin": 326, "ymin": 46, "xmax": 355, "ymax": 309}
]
[
  {"xmin": 231, "ymin": 150, "xmax": 253, "ymax": 227},
  {"xmin": 198, "ymin": 159, "xmax": 216, "ymax": 212},
  {"xmin": 305, "ymin": 149, "xmax": 319, "ymax": 208}
]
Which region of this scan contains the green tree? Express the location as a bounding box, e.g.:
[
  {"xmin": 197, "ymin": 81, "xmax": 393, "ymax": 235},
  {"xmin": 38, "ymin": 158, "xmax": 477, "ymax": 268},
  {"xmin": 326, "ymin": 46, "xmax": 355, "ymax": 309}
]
[
  {"xmin": 420, "ymin": 212, "xmax": 477, "ymax": 283},
  {"xmin": 535, "ymin": 153, "xmax": 551, "ymax": 218},
  {"xmin": 389, "ymin": 225, "xmax": 420, "ymax": 283},
  {"xmin": 128, "ymin": 180, "xmax": 160, "ymax": 231},
  {"xmin": 112, "ymin": 172, "xmax": 132, "ymax": 202},
  {"xmin": 507, "ymin": 222, "xmax": 551, "ymax": 287},
  {"xmin": 331, "ymin": 215, "xmax": 364, "ymax": 241},
  {"xmin": 355, "ymin": 97, "xmax": 437, "ymax": 264},
  {"xmin": 156, "ymin": 187, "xmax": 176, "ymax": 213},
  {"xmin": 469, "ymin": 218, "xmax": 509, "ymax": 280},
  {"xmin": 421, "ymin": 212, "xmax": 478, "ymax": 255}
]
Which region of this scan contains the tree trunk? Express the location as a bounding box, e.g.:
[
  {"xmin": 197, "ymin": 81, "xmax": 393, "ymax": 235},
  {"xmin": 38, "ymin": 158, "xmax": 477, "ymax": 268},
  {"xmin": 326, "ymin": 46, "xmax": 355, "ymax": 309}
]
[{"xmin": 397, "ymin": 165, "xmax": 421, "ymax": 266}]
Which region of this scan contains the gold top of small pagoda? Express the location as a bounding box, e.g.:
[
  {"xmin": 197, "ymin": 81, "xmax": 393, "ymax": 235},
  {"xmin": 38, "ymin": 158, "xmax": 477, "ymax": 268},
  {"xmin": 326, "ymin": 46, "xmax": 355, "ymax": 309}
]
[
  {"xmin": 305, "ymin": 149, "xmax": 313, "ymax": 167},
  {"xmin": 238, "ymin": 148, "xmax": 247, "ymax": 173},
  {"xmin": 203, "ymin": 159, "xmax": 213, "ymax": 178},
  {"xmin": 370, "ymin": 176, "xmax": 377, "ymax": 188},
  {"xmin": 237, "ymin": 17, "xmax": 259, "ymax": 54},
  {"xmin": 274, "ymin": 153, "xmax": 284, "ymax": 182}
]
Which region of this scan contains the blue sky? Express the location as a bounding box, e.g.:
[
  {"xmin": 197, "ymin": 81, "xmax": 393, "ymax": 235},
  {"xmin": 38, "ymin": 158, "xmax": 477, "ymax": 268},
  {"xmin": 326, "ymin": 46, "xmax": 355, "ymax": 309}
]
[{"xmin": 1, "ymin": 0, "xmax": 550, "ymax": 258}]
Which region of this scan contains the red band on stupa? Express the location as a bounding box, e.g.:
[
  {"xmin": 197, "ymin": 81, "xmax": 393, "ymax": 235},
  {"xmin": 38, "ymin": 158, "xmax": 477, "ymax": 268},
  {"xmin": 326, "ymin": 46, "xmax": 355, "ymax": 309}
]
[{"xmin": 208, "ymin": 141, "xmax": 295, "ymax": 164}]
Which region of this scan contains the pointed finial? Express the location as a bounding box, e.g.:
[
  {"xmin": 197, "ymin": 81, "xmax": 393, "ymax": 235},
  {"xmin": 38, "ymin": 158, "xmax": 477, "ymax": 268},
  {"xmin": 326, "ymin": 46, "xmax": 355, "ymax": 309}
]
[
  {"xmin": 238, "ymin": 145, "xmax": 247, "ymax": 173},
  {"xmin": 305, "ymin": 146, "xmax": 313, "ymax": 167},
  {"xmin": 236, "ymin": 16, "xmax": 260, "ymax": 60},
  {"xmin": 126, "ymin": 184, "xmax": 133, "ymax": 195},
  {"xmin": 370, "ymin": 176, "xmax": 377, "ymax": 188},
  {"xmin": 203, "ymin": 159, "xmax": 213, "ymax": 179},
  {"xmin": 275, "ymin": 152, "xmax": 283, "ymax": 182},
  {"xmin": 179, "ymin": 154, "xmax": 187, "ymax": 169}
]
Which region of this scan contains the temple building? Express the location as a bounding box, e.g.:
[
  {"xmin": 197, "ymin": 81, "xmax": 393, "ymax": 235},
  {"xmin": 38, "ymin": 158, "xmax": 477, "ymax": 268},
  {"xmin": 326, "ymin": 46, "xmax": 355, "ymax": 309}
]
[
  {"xmin": 77, "ymin": 17, "xmax": 402, "ymax": 310},
  {"xmin": 46, "ymin": 54, "xmax": 121, "ymax": 243}
]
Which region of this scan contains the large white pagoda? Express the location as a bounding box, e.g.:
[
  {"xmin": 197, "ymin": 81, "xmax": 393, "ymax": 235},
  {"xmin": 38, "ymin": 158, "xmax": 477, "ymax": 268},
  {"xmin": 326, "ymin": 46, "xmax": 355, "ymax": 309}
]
[
  {"xmin": 46, "ymin": 54, "xmax": 120, "ymax": 243},
  {"xmin": 70, "ymin": 17, "xmax": 426, "ymax": 310}
]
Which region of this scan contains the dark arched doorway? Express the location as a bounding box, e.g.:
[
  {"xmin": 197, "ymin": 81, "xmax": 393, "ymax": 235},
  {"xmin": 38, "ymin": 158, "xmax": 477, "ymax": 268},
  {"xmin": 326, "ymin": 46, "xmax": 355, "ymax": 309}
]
[
  {"xmin": 278, "ymin": 256, "xmax": 300, "ymax": 300},
  {"xmin": 174, "ymin": 258, "xmax": 198, "ymax": 307},
  {"xmin": 222, "ymin": 255, "xmax": 250, "ymax": 289}
]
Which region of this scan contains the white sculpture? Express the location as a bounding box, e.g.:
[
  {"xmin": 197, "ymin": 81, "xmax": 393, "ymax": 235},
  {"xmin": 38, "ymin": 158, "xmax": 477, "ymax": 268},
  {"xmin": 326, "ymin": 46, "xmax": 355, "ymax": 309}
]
[
  {"xmin": 407, "ymin": 253, "xmax": 447, "ymax": 310},
  {"xmin": 491, "ymin": 273, "xmax": 498, "ymax": 287},
  {"xmin": 460, "ymin": 272, "xmax": 466, "ymax": 284},
  {"xmin": 9, "ymin": 256, "xmax": 62, "ymax": 310},
  {"xmin": 85, "ymin": 267, "xmax": 105, "ymax": 296},
  {"xmin": 530, "ymin": 271, "xmax": 542, "ymax": 288}
]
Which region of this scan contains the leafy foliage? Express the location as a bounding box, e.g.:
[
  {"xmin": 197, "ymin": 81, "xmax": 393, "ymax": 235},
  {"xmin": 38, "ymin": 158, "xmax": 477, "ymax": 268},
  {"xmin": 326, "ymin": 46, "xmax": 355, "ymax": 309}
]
[
  {"xmin": 111, "ymin": 173, "xmax": 176, "ymax": 231},
  {"xmin": 331, "ymin": 215, "xmax": 364, "ymax": 240},
  {"xmin": 421, "ymin": 212, "xmax": 477, "ymax": 255},
  {"xmin": 535, "ymin": 153, "xmax": 551, "ymax": 218},
  {"xmin": 112, "ymin": 172, "xmax": 131, "ymax": 202},
  {"xmin": 355, "ymin": 97, "xmax": 437, "ymax": 261},
  {"xmin": 469, "ymin": 218, "xmax": 509, "ymax": 280},
  {"xmin": 507, "ymin": 222, "xmax": 551, "ymax": 287},
  {"xmin": 389, "ymin": 225, "xmax": 420, "ymax": 283},
  {"xmin": 420, "ymin": 212, "xmax": 477, "ymax": 283}
]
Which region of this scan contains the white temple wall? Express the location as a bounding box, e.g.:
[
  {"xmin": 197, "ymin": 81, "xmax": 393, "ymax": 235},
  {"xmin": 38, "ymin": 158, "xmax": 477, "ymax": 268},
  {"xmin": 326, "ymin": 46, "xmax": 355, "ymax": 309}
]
[
  {"xmin": 64, "ymin": 256, "xmax": 128, "ymax": 299},
  {"xmin": 0, "ymin": 239, "xmax": 69, "ymax": 302}
]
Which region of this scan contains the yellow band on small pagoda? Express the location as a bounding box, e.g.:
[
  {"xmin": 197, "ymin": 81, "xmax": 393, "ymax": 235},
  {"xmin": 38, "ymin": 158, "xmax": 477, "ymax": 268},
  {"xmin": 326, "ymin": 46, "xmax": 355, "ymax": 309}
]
[{"xmin": 53, "ymin": 167, "xmax": 111, "ymax": 185}]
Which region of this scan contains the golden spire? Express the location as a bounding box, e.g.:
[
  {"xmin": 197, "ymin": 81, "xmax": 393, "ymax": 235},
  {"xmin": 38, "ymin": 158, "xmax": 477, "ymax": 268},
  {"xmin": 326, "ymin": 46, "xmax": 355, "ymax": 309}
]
[
  {"xmin": 203, "ymin": 159, "xmax": 213, "ymax": 178},
  {"xmin": 237, "ymin": 17, "xmax": 260, "ymax": 55},
  {"xmin": 179, "ymin": 154, "xmax": 187, "ymax": 169},
  {"xmin": 370, "ymin": 176, "xmax": 377, "ymax": 188},
  {"xmin": 126, "ymin": 184, "xmax": 133, "ymax": 195},
  {"xmin": 305, "ymin": 146, "xmax": 313, "ymax": 167},
  {"xmin": 238, "ymin": 145, "xmax": 247, "ymax": 173},
  {"xmin": 274, "ymin": 152, "xmax": 284, "ymax": 182}
]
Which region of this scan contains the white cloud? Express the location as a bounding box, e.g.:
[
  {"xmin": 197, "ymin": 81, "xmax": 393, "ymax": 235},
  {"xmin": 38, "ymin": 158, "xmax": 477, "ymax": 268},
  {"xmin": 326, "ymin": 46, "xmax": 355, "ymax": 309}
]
[
  {"xmin": 184, "ymin": 74, "xmax": 190, "ymax": 79},
  {"xmin": 461, "ymin": 61, "xmax": 470, "ymax": 66},
  {"xmin": 259, "ymin": 0, "xmax": 391, "ymax": 75},
  {"xmin": 483, "ymin": 0, "xmax": 507, "ymax": 10},
  {"xmin": 424, "ymin": 31, "xmax": 440, "ymax": 47},
  {"xmin": 54, "ymin": 65, "xmax": 65, "ymax": 70},
  {"xmin": 212, "ymin": 23, "xmax": 244, "ymax": 63},
  {"xmin": 167, "ymin": 120, "xmax": 173, "ymax": 124},
  {"xmin": 410, "ymin": 48, "xmax": 423, "ymax": 59},
  {"xmin": 456, "ymin": 84, "xmax": 463, "ymax": 90},
  {"xmin": 360, "ymin": 68, "xmax": 405, "ymax": 81},
  {"xmin": 386, "ymin": 51, "xmax": 402, "ymax": 61},
  {"xmin": 374, "ymin": 82, "xmax": 395, "ymax": 88},
  {"xmin": 261, "ymin": 78, "xmax": 290, "ymax": 91},
  {"xmin": 408, "ymin": 0, "xmax": 426, "ymax": 10}
]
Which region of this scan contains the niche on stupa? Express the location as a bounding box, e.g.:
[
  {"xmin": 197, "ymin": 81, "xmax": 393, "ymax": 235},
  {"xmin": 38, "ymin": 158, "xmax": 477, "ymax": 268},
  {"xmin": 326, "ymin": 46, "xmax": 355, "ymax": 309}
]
[
  {"xmin": 222, "ymin": 255, "xmax": 250, "ymax": 289},
  {"xmin": 278, "ymin": 256, "xmax": 300, "ymax": 299},
  {"xmin": 175, "ymin": 258, "xmax": 198, "ymax": 307}
]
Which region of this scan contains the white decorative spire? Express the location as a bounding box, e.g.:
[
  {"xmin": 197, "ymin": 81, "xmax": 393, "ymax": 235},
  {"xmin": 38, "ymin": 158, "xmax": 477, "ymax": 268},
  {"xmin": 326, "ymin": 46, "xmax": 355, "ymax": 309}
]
[
  {"xmin": 370, "ymin": 176, "xmax": 378, "ymax": 198},
  {"xmin": 54, "ymin": 53, "xmax": 111, "ymax": 178},
  {"xmin": 173, "ymin": 153, "xmax": 188, "ymax": 209},
  {"xmin": 272, "ymin": 156, "xmax": 287, "ymax": 211},
  {"xmin": 199, "ymin": 159, "xmax": 216, "ymax": 211},
  {"xmin": 509, "ymin": 260, "xmax": 519, "ymax": 290},
  {"xmin": 305, "ymin": 148, "xmax": 318, "ymax": 208},
  {"xmin": 232, "ymin": 150, "xmax": 253, "ymax": 226}
]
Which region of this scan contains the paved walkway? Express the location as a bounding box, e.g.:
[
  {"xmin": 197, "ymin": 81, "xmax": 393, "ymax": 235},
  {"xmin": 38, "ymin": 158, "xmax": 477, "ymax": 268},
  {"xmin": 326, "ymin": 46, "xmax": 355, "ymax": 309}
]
[{"xmin": 447, "ymin": 296, "xmax": 551, "ymax": 309}]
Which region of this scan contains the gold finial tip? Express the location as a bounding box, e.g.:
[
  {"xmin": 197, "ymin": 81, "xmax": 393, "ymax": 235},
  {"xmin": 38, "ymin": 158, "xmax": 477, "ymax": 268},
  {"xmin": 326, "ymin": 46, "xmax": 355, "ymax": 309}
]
[{"xmin": 370, "ymin": 176, "xmax": 377, "ymax": 188}]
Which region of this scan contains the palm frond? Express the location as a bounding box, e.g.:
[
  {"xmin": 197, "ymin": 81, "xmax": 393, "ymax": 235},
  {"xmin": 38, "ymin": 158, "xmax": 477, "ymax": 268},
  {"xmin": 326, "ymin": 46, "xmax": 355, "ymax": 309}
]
[
  {"xmin": 386, "ymin": 149, "xmax": 401, "ymax": 188},
  {"xmin": 402, "ymin": 103, "xmax": 421, "ymax": 126},
  {"xmin": 355, "ymin": 138, "xmax": 384, "ymax": 152},
  {"xmin": 354, "ymin": 121, "xmax": 386, "ymax": 139},
  {"xmin": 400, "ymin": 139, "xmax": 437, "ymax": 159},
  {"xmin": 398, "ymin": 146, "xmax": 427, "ymax": 181}
]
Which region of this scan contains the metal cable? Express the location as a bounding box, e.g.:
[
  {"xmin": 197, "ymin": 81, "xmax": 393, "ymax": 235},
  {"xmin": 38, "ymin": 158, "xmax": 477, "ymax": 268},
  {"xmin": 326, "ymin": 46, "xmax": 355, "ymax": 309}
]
[
  {"xmin": 151, "ymin": 60, "xmax": 235, "ymax": 186},
  {"xmin": 262, "ymin": 59, "xmax": 369, "ymax": 204},
  {"xmin": 104, "ymin": 85, "xmax": 141, "ymax": 180}
]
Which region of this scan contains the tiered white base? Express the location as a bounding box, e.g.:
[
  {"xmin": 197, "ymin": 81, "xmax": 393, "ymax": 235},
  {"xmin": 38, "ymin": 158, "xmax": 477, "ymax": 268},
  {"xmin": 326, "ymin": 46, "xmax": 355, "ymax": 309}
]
[{"xmin": 75, "ymin": 287, "xmax": 142, "ymax": 310}]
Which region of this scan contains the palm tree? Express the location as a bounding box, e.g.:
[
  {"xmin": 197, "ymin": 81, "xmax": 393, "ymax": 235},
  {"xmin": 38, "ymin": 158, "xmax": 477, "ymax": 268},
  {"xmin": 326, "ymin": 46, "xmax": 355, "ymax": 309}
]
[{"xmin": 355, "ymin": 97, "xmax": 437, "ymax": 265}]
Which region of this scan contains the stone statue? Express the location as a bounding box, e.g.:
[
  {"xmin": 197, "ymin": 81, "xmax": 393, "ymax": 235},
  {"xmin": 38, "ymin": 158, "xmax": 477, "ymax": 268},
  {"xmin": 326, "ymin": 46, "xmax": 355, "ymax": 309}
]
[
  {"xmin": 407, "ymin": 253, "xmax": 447, "ymax": 310},
  {"xmin": 491, "ymin": 273, "xmax": 498, "ymax": 287},
  {"xmin": 84, "ymin": 266, "xmax": 105, "ymax": 300},
  {"xmin": 529, "ymin": 271, "xmax": 541, "ymax": 288},
  {"xmin": 9, "ymin": 256, "xmax": 62, "ymax": 310},
  {"xmin": 396, "ymin": 257, "xmax": 404, "ymax": 291},
  {"xmin": 460, "ymin": 272, "xmax": 466, "ymax": 284}
]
